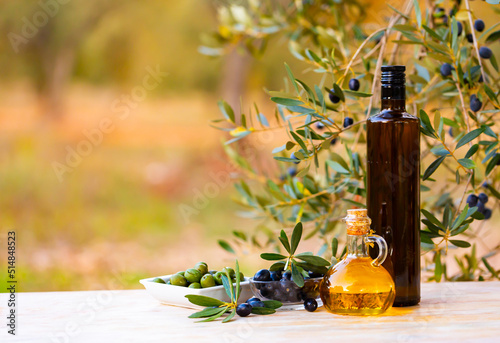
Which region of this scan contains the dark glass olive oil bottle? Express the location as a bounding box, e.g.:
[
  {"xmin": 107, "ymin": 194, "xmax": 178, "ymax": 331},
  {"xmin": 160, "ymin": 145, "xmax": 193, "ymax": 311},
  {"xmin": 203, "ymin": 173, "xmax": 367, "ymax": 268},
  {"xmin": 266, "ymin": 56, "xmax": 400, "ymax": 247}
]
[{"xmin": 367, "ymin": 65, "xmax": 420, "ymax": 307}]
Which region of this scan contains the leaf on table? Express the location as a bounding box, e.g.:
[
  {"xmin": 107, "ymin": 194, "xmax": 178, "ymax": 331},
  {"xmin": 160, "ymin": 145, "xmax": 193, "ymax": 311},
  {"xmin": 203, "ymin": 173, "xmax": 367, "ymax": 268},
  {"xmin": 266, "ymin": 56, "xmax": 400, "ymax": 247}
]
[
  {"xmin": 189, "ymin": 307, "xmax": 226, "ymax": 318},
  {"xmin": 222, "ymin": 309, "xmax": 236, "ymax": 323},
  {"xmin": 196, "ymin": 307, "xmax": 228, "ymax": 323},
  {"xmin": 251, "ymin": 307, "xmax": 276, "ymax": 315},
  {"xmin": 262, "ymin": 300, "xmax": 283, "ymax": 309},
  {"xmin": 185, "ymin": 295, "xmax": 225, "ymax": 307}
]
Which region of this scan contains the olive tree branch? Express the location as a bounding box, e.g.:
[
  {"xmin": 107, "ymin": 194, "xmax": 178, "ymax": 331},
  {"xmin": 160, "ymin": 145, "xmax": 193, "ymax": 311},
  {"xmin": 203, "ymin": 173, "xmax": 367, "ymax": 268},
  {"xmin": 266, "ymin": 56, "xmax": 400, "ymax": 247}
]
[
  {"xmin": 339, "ymin": 28, "xmax": 386, "ymax": 84},
  {"xmin": 464, "ymin": 0, "xmax": 487, "ymax": 85}
]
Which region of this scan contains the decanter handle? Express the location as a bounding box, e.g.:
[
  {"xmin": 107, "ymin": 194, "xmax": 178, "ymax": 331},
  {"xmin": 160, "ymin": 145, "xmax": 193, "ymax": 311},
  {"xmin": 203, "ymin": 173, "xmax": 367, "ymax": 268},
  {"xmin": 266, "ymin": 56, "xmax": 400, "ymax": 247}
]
[{"xmin": 364, "ymin": 234, "xmax": 388, "ymax": 267}]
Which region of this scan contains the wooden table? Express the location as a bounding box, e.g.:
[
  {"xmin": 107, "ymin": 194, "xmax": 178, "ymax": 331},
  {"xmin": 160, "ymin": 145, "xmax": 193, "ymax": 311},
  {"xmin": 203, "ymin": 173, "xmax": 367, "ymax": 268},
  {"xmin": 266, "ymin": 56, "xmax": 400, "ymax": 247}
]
[{"xmin": 2, "ymin": 282, "xmax": 500, "ymax": 342}]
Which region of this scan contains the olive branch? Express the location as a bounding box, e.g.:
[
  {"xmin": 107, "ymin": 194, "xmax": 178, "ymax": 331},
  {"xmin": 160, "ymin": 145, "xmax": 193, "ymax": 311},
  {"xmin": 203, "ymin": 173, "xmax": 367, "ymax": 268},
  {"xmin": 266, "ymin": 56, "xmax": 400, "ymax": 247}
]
[
  {"xmin": 260, "ymin": 222, "xmax": 330, "ymax": 287},
  {"xmin": 185, "ymin": 260, "xmax": 282, "ymax": 323}
]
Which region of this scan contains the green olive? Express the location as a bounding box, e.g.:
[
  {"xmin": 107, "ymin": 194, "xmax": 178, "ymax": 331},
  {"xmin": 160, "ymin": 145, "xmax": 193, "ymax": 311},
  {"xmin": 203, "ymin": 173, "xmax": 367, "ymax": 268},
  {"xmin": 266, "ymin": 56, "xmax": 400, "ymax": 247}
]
[
  {"xmin": 170, "ymin": 274, "xmax": 187, "ymax": 287},
  {"xmin": 238, "ymin": 272, "xmax": 245, "ymax": 281},
  {"xmin": 200, "ymin": 274, "xmax": 216, "ymax": 288},
  {"xmin": 188, "ymin": 282, "xmax": 201, "ymax": 289},
  {"xmin": 176, "ymin": 271, "xmax": 185, "ymax": 277},
  {"xmin": 213, "ymin": 271, "xmax": 224, "ymax": 285},
  {"xmin": 222, "ymin": 267, "xmax": 235, "ymax": 278},
  {"xmin": 152, "ymin": 277, "xmax": 166, "ymax": 284},
  {"xmin": 185, "ymin": 268, "xmax": 202, "ymax": 283},
  {"xmin": 194, "ymin": 262, "xmax": 209, "ymax": 275}
]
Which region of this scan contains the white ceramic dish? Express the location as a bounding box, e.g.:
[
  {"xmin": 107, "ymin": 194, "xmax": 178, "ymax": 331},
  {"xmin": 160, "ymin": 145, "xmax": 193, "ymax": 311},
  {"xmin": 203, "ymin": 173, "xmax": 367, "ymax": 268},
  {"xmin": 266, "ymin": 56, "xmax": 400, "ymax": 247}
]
[{"xmin": 140, "ymin": 274, "xmax": 253, "ymax": 309}]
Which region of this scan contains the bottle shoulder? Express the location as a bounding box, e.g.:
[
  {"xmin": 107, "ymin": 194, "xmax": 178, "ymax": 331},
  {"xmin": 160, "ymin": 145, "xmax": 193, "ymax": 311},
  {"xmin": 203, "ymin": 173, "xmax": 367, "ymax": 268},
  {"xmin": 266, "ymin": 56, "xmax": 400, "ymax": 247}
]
[{"xmin": 368, "ymin": 110, "xmax": 418, "ymax": 123}]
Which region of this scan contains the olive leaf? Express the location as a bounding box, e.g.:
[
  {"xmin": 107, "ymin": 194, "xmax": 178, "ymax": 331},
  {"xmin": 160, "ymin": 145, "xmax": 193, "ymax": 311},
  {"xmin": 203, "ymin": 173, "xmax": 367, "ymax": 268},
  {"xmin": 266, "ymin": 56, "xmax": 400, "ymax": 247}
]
[
  {"xmin": 449, "ymin": 240, "xmax": 471, "ymax": 248},
  {"xmin": 271, "ymin": 97, "xmax": 303, "ymax": 106},
  {"xmin": 294, "ymin": 254, "xmax": 330, "ymax": 266},
  {"xmin": 251, "ymin": 307, "xmax": 276, "ymax": 315},
  {"xmin": 221, "ymin": 274, "xmax": 234, "ymax": 301},
  {"xmin": 455, "ymin": 128, "xmax": 484, "ymax": 150},
  {"xmin": 291, "ymin": 262, "xmax": 304, "ymax": 287},
  {"xmin": 279, "ymin": 230, "xmax": 291, "ymax": 253},
  {"xmin": 290, "ymin": 222, "xmax": 303, "ymax": 255},
  {"xmin": 262, "ymin": 300, "xmax": 283, "ymax": 309},
  {"xmin": 482, "ymin": 258, "xmax": 499, "ymax": 279},
  {"xmin": 189, "ymin": 307, "xmax": 226, "ymax": 318},
  {"xmin": 222, "ymin": 309, "xmax": 236, "ymax": 323},
  {"xmin": 185, "ymin": 295, "xmax": 225, "ymax": 307},
  {"xmin": 196, "ymin": 307, "xmax": 228, "ymax": 323},
  {"xmin": 423, "ymin": 156, "xmax": 446, "ymax": 181},
  {"xmin": 235, "ymin": 260, "xmax": 241, "ymax": 301},
  {"xmin": 434, "ymin": 251, "xmax": 443, "ymax": 282},
  {"xmin": 269, "ymin": 261, "xmax": 286, "ymax": 271},
  {"xmin": 218, "ymin": 240, "xmax": 235, "ymax": 254},
  {"xmin": 260, "ymin": 253, "xmax": 287, "ymax": 261},
  {"xmin": 331, "ymin": 237, "xmax": 339, "ymax": 257}
]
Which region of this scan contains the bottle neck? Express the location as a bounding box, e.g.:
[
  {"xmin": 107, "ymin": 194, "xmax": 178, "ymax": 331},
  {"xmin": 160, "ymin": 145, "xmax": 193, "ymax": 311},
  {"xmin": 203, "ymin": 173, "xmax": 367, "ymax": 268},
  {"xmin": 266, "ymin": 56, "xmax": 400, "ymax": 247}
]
[
  {"xmin": 381, "ymin": 85, "xmax": 406, "ymax": 111},
  {"xmin": 346, "ymin": 233, "xmax": 368, "ymax": 257}
]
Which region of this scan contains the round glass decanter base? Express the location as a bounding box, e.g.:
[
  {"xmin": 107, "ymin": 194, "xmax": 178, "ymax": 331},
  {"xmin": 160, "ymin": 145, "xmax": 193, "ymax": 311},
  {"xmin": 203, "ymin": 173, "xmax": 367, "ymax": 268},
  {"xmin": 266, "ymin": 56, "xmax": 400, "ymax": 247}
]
[{"xmin": 320, "ymin": 256, "xmax": 395, "ymax": 316}]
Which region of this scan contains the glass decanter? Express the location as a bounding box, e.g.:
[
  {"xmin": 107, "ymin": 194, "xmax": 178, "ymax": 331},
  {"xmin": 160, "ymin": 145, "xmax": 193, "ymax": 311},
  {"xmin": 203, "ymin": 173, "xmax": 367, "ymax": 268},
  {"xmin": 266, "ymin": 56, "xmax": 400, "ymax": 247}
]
[{"xmin": 320, "ymin": 209, "xmax": 395, "ymax": 315}]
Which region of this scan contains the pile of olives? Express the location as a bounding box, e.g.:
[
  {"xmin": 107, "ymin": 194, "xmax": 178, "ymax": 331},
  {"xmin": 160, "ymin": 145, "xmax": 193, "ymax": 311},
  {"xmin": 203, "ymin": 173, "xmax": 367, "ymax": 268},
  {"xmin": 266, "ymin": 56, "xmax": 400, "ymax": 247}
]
[
  {"xmin": 152, "ymin": 262, "xmax": 244, "ymax": 289},
  {"xmin": 251, "ymin": 268, "xmax": 323, "ymax": 303}
]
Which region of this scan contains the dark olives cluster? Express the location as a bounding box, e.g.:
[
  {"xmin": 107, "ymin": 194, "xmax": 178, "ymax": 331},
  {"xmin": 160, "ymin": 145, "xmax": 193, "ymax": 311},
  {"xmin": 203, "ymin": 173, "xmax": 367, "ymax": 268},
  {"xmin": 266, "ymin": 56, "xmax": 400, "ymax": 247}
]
[
  {"xmin": 327, "ymin": 78, "xmax": 360, "ymax": 104},
  {"xmin": 467, "ymin": 193, "xmax": 492, "ymax": 220},
  {"xmin": 154, "ymin": 262, "xmax": 244, "ymax": 289},
  {"xmin": 235, "ymin": 297, "xmax": 265, "ymax": 317},
  {"xmin": 252, "ymin": 269, "xmax": 323, "ymax": 304},
  {"xmin": 437, "ymin": 11, "xmax": 494, "ymax": 96}
]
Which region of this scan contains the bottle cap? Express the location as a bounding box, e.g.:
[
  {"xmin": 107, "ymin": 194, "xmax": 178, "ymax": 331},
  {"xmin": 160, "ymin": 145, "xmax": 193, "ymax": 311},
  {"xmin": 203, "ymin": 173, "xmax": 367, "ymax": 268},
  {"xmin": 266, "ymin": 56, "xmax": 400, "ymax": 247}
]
[
  {"xmin": 381, "ymin": 65, "xmax": 406, "ymax": 85},
  {"xmin": 343, "ymin": 209, "xmax": 372, "ymax": 235}
]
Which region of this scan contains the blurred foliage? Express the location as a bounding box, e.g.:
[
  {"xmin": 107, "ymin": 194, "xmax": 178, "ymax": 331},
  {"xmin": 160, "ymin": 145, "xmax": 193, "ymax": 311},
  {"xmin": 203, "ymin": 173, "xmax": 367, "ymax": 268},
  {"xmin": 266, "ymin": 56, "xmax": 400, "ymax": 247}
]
[
  {"xmin": 207, "ymin": 0, "xmax": 500, "ymax": 282},
  {"xmin": 0, "ymin": 1, "xmax": 222, "ymax": 93}
]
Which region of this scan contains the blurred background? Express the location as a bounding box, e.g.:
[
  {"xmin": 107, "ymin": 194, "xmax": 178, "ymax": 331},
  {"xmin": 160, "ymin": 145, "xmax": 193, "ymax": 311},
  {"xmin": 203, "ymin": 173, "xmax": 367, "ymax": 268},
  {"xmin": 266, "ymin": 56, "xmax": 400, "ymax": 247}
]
[
  {"xmin": 0, "ymin": 0, "xmax": 301, "ymax": 291},
  {"xmin": 0, "ymin": 0, "xmax": 497, "ymax": 291}
]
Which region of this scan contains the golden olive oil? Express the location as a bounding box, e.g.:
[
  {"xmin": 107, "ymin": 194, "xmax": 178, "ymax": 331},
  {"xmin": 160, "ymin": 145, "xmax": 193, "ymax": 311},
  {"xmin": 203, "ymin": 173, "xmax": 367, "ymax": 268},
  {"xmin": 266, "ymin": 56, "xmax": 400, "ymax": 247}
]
[{"xmin": 320, "ymin": 210, "xmax": 395, "ymax": 315}]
